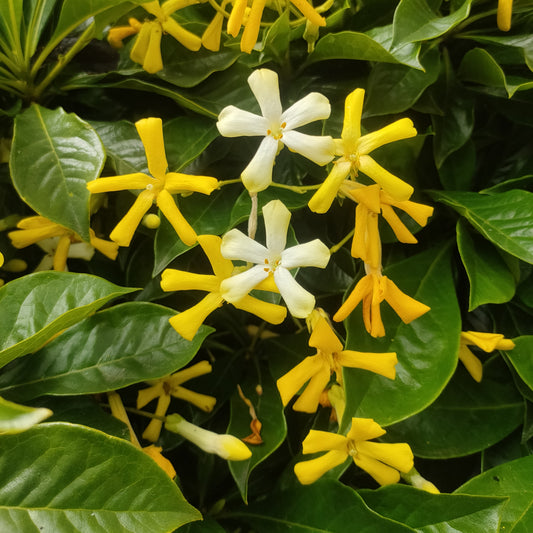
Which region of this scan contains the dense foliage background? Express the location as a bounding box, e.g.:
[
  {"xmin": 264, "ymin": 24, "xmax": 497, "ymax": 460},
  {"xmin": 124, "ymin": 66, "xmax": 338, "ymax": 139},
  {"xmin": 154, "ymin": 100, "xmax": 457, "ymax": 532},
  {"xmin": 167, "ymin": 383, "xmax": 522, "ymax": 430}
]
[{"xmin": 0, "ymin": 0, "xmax": 532, "ymax": 531}]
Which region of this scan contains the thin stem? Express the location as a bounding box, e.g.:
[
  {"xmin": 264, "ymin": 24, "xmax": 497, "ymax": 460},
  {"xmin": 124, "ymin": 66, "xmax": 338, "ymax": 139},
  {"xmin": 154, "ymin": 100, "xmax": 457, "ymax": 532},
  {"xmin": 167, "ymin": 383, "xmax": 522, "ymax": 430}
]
[
  {"xmin": 217, "ymin": 178, "xmax": 242, "ymax": 187},
  {"xmin": 248, "ymin": 192, "xmax": 258, "ymax": 239},
  {"xmin": 330, "ymin": 228, "xmax": 354, "ymax": 254},
  {"xmin": 269, "ymin": 182, "xmax": 321, "ymax": 193}
]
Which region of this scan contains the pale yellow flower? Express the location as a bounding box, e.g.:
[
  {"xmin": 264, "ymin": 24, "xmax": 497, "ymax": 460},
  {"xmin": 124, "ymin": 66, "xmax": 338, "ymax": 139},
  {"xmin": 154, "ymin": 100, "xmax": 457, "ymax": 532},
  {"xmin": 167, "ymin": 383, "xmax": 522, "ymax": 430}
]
[{"xmin": 294, "ymin": 417, "xmax": 413, "ymax": 485}]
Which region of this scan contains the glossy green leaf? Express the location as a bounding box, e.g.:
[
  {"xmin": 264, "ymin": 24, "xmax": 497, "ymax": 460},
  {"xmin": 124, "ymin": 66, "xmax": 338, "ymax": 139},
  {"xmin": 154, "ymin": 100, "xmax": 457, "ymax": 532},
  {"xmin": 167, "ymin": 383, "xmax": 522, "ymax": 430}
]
[
  {"xmin": 228, "ymin": 479, "xmax": 415, "ymax": 532},
  {"xmin": 228, "ymin": 367, "xmax": 287, "ymax": 503},
  {"xmin": 0, "ymin": 0, "xmax": 23, "ymax": 51},
  {"xmin": 392, "ymin": 0, "xmax": 471, "ymax": 47},
  {"xmin": 458, "ymin": 48, "xmax": 533, "ymax": 98},
  {"xmin": 430, "ymin": 190, "xmax": 533, "ymax": 264},
  {"xmin": 341, "ymin": 244, "xmax": 460, "ymax": 429},
  {"xmin": 11, "ymin": 105, "xmax": 105, "ymax": 241},
  {"xmin": 22, "ymin": 0, "xmax": 57, "ymax": 59},
  {"xmin": 384, "ymin": 357, "xmax": 524, "ymax": 458},
  {"xmin": 359, "ymin": 484, "xmax": 505, "ymax": 533},
  {"xmin": 261, "ymin": 11, "xmax": 291, "ymax": 64},
  {"xmin": 0, "ymin": 396, "xmax": 51, "ymax": 435},
  {"xmin": 437, "ymin": 140, "xmax": 476, "ymax": 190},
  {"xmin": 505, "ymin": 336, "xmax": 533, "ymax": 391},
  {"xmin": 456, "ymin": 456, "xmax": 533, "ymax": 533},
  {"xmin": 456, "ymin": 219, "xmax": 516, "ymax": 310},
  {"xmin": 0, "ymin": 271, "xmax": 136, "ymax": 368},
  {"xmin": 0, "ymin": 422, "xmax": 201, "ymax": 532},
  {"xmin": 0, "ymin": 302, "xmax": 213, "ymax": 401}
]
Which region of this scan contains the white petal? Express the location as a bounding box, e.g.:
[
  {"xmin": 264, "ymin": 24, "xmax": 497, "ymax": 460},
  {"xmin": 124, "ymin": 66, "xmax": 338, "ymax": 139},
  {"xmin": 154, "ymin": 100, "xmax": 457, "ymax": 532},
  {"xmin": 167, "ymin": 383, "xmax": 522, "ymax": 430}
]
[
  {"xmin": 221, "ymin": 228, "xmax": 268, "ymax": 264},
  {"xmin": 241, "ymin": 136, "xmax": 279, "ymax": 193},
  {"xmin": 220, "ymin": 265, "xmax": 269, "ymax": 302},
  {"xmin": 263, "ymin": 200, "xmax": 290, "ymax": 254},
  {"xmin": 281, "ymin": 92, "xmax": 331, "ymax": 130},
  {"xmin": 274, "ymin": 267, "xmax": 315, "ymax": 318},
  {"xmin": 217, "ymin": 106, "xmax": 267, "ymax": 137},
  {"xmin": 36, "ymin": 237, "xmax": 58, "ymax": 254},
  {"xmin": 283, "ymin": 130, "xmax": 335, "ymax": 166},
  {"xmin": 282, "ymin": 239, "xmax": 330, "ymax": 269},
  {"xmin": 67, "ymin": 242, "xmax": 95, "ymax": 261},
  {"xmin": 248, "ymin": 69, "xmax": 282, "ymax": 122}
]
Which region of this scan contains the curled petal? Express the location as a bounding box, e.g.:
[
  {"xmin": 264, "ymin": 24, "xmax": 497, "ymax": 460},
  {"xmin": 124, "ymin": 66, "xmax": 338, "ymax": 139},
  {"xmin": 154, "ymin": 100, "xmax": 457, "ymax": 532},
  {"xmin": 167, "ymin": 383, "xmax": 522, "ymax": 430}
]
[
  {"xmin": 380, "ymin": 204, "xmax": 417, "ymax": 244},
  {"xmin": 274, "ymin": 267, "xmax": 315, "ymax": 318},
  {"xmin": 240, "ymin": 0, "xmax": 266, "ymax": 53},
  {"xmin": 157, "ymin": 189, "xmax": 197, "ymax": 246},
  {"xmin": 356, "ymin": 118, "xmax": 417, "ymax": 155},
  {"xmin": 458, "ymin": 344, "xmax": 483, "ymax": 383},
  {"xmin": 356, "ymin": 441, "xmax": 414, "ymax": 474},
  {"xmin": 294, "ymin": 450, "xmax": 348, "ymax": 485},
  {"xmin": 352, "ymin": 452, "xmax": 401, "ymax": 486},
  {"xmin": 276, "ymin": 355, "xmax": 325, "ymax": 407},
  {"xmin": 461, "ymin": 331, "xmax": 515, "ymax": 352},
  {"xmin": 130, "ymin": 22, "xmax": 151, "ymax": 65},
  {"xmin": 221, "ymin": 228, "xmax": 268, "ymax": 263},
  {"xmin": 248, "ymin": 69, "xmax": 282, "ymax": 123},
  {"xmin": 301, "ymin": 430, "xmax": 348, "ymax": 454},
  {"xmin": 143, "ymin": 23, "xmax": 164, "ymax": 74},
  {"xmin": 197, "ymin": 234, "xmax": 234, "ymax": 279},
  {"xmin": 281, "ymin": 92, "xmax": 331, "ymax": 130},
  {"xmin": 162, "ymin": 0, "xmax": 202, "ymax": 15},
  {"xmin": 346, "ymin": 417, "xmax": 386, "ymax": 443},
  {"xmin": 142, "ymin": 445, "xmax": 176, "ymax": 479},
  {"xmin": 108, "ymin": 22, "xmax": 140, "ymax": 49},
  {"xmin": 241, "ymin": 135, "xmax": 279, "ymax": 193},
  {"xmin": 337, "ymin": 350, "xmax": 397, "ymax": 380},
  {"xmin": 308, "ymin": 161, "xmax": 351, "ymax": 214},
  {"xmin": 333, "ymin": 275, "xmax": 373, "ymax": 322},
  {"xmin": 220, "ymin": 265, "xmax": 269, "ymax": 303},
  {"xmin": 308, "ymin": 317, "xmax": 343, "ymax": 354},
  {"xmin": 227, "ymin": 0, "xmax": 247, "ymax": 36},
  {"xmin": 383, "ymin": 276, "xmax": 430, "ymax": 324},
  {"xmin": 293, "ymin": 365, "xmax": 331, "ymax": 413},
  {"xmin": 282, "ymin": 240, "xmax": 330, "ymax": 269},
  {"xmin": 358, "ymin": 155, "xmax": 413, "ymax": 201},
  {"xmin": 263, "ymin": 200, "xmax": 291, "ymax": 254},
  {"xmin": 162, "ymin": 17, "xmax": 202, "ymax": 51},
  {"xmin": 89, "ymin": 231, "xmax": 119, "ymax": 260},
  {"xmin": 171, "ymin": 385, "xmax": 216, "ymax": 412},
  {"xmin": 110, "ymin": 189, "xmax": 154, "ymax": 247},
  {"xmin": 202, "ymin": 11, "xmax": 224, "ymax": 51},
  {"xmin": 8, "ymin": 225, "xmax": 67, "ymax": 249},
  {"xmin": 282, "ymin": 130, "xmax": 335, "ymax": 166},
  {"xmin": 217, "ymin": 106, "xmax": 267, "ymax": 137},
  {"xmin": 136, "ymin": 118, "xmax": 167, "ymax": 178},
  {"xmin": 234, "ymin": 294, "xmax": 287, "ymax": 324}
]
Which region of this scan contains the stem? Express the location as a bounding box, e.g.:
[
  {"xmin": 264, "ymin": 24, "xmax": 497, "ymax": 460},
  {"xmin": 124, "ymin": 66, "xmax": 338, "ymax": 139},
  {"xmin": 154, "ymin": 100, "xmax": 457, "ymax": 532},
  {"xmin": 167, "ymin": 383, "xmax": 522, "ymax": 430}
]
[
  {"xmin": 269, "ymin": 182, "xmax": 321, "ymax": 193},
  {"xmin": 248, "ymin": 192, "xmax": 258, "ymax": 239},
  {"xmin": 329, "ymin": 229, "xmax": 354, "ymax": 254},
  {"xmin": 217, "ymin": 178, "xmax": 242, "ymax": 187}
]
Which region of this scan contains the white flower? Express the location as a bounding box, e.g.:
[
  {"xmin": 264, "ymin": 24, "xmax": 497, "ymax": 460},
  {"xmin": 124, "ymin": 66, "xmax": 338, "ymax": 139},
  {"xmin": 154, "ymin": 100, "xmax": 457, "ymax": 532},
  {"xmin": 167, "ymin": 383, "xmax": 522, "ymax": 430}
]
[
  {"xmin": 35, "ymin": 237, "xmax": 95, "ymax": 272},
  {"xmin": 220, "ymin": 200, "xmax": 330, "ymax": 318},
  {"xmin": 216, "ymin": 69, "xmax": 336, "ymax": 193}
]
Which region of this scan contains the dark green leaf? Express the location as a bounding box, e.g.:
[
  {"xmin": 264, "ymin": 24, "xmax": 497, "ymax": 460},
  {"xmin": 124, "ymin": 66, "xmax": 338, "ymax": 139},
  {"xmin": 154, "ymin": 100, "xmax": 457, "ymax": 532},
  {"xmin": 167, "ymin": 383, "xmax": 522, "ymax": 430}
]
[
  {"xmin": 437, "ymin": 139, "xmax": 476, "ymax": 190},
  {"xmin": 0, "ymin": 302, "xmax": 213, "ymax": 401},
  {"xmin": 0, "ymin": 396, "xmax": 51, "ymax": 435},
  {"xmin": 0, "ymin": 272, "xmax": 136, "ymax": 369},
  {"xmin": 0, "ymin": 422, "xmax": 201, "ymax": 532},
  {"xmin": 505, "ymin": 336, "xmax": 533, "ymax": 391}
]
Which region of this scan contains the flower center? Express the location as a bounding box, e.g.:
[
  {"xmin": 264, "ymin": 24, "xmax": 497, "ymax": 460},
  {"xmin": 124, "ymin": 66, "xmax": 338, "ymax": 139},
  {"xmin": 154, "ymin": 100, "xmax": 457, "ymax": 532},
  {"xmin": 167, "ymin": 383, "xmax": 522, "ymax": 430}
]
[
  {"xmin": 263, "ymin": 257, "xmax": 281, "ymax": 273},
  {"xmin": 267, "ymin": 121, "xmax": 286, "ymax": 141},
  {"xmin": 347, "ymin": 440, "xmax": 358, "ymax": 458}
]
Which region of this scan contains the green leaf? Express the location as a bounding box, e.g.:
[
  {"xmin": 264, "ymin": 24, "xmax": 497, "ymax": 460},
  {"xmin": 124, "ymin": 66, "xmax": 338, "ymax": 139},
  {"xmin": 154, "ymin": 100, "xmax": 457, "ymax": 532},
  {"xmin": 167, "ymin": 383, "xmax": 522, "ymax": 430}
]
[
  {"xmin": 437, "ymin": 139, "xmax": 476, "ymax": 190},
  {"xmin": 11, "ymin": 105, "xmax": 105, "ymax": 241},
  {"xmin": 430, "ymin": 190, "xmax": 533, "ymax": 264},
  {"xmin": 505, "ymin": 336, "xmax": 533, "ymax": 391},
  {"xmin": 456, "ymin": 456, "xmax": 533, "ymax": 533},
  {"xmin": 261, "ymin": 11, "xmax": 291, "ymax": 64},
  {"xmin": 0, "ymin": 271, "xmax": 136, "ymax": 369},
  {"xmin": 228, "ymin": 367, "xmax": 287, "ymax": 503},
  {"xmin": 228, "ymin": 479, "xmax": 415, "ymax": 532},
  {"xmin": 384, "ymin": 357, "xmax": 524, "ymax": 458},
  {"xmin": 359, "ymin": 485, "xmax": 505, "ymax": 533},
  {"xmin": 0, "ymin": 0, "xmax": 23, "ymax": 52},
  {"xmin": 0, "ymin": 302, "xmax": 212, "ymax": 401},
  {"xmin": 392, "ymin": 0, "xmax": 472, "ymax": 47},
  {"xmin": 0, "ymin": 422, "xmax": 201, "ymax": 532},
  {"xmin": 341, "ymin": 244, "xmax": 460, "ymax": 429},
  {"xmin": 458, "ymin": 48, "xmax": 533, "ymax": 98},
  {"xmin": 0, "ymin": 396, "xmax": 51, "ymax": 435},
  {"xmin": 456, "ymin": 219, "xmax": 516, "ymax": 310},
  {"xmin": 22, "ymin": 0, "xmax": 57, "ymax": 59},
  {"xmin": 363, "ymin": 47, "xmax": 440, "ymax": 117}
]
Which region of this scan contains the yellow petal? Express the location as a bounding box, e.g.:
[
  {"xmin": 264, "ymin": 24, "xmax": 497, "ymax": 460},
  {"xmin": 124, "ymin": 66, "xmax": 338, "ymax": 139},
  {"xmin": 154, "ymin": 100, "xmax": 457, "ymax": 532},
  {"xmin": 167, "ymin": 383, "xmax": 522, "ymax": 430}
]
[
  {"xmin": 301, "ymin": 430, "xmax": 348, "ymax": 454},
  {"xmin": 308, "ymin": 317, "xmax": 343, "ymax": 354},
  {"xmin": 107, "ymin": 23, "xmax": 140, "ymax": 49},
  {"xmin": 198, "ymin": 234, "xmax": 234, "ymax": 279},
  {"xmin": 142, "ymin": 393, "xmax": 171, "ymax": 442},
  {"xmin": 461, "ymin": 331, "xmax": 515, "ymax": 352},
  {"xmin": 276, "ymin": 355, "xmax": 325, "ymax": 406},
  {"xmin": 353, "ymin": 452, "xmax": 401, "ymax": 486},
  {"xmin": 89, "ymin": 230, "xmax": 119, "ymax": 260},
  {"xmin": 356, "ymin": 441, "xmax": 414, "ymax": 473},
  {"xmin": 137, "ymin": 383, "xmax": 164, "ymax": 409},
  {"xmin": 294, "ymin": 450, "xmax": 348, "ymax": 485},
  {"xmin": 165, "ymin": 173, "xmax": 219, "ymax": 195},
  {"xmin": 358, "ymin": 155, "xmax": 414, "ymax": 201},
  {"xmin": 308, "ymin": 161, "xmax": 351, "ymax": 214},
  {"xmin": 341, "ymin": 89, "xmax": 364, "ymax": 148},
  {"xmin": 8, "ymin": 224, "xmax": 68, "ymax": 249},
  {"xmin": 382, "ymin": 194, "xmax": 434, "ymax": 227},
  {"xmin": 87, "ymin": 173, "xmax": 152, "ymax": 193},
  {"xmin": 383, "ymin": 276, "xmax": 430, "ymax": 324},
  {"xmin": 497, "ymin": 0, "xmax": 513, "ymax": 31},
  {"xmin": 292, "ymin": 366, "xmax": 332, "ymax": 413},
  {"xmin": 227, "ymin": 0, "xmax": 247, "ymax": 37},
  {"xmin": 135, "ymin": 117, "xmax": 167, "ymax": 178},
  {"xmin": 142, "ymin": 0, "xmax": 165, "ymax": 17},
  {"xmin": 161, "ymin": 269, "xmax": 219, "ymax": 292},
  {"xmin": 346, "ymin": 417, "xmax": 386, "ymax": 442},
  {"xmin": 142, "ymin": 445, "xmax": 176, "ymax": 479},
  {"xmin": 110, "ymin": 189, "xmax": 154, "ymax": 247},
  {"xmin": 171, "ymin": 385, "xmax": 217, "ymax": 412},
  {"xmin": 349, "ymin": 183, "xmax": 381, "ymax": 213},
  {"xmin": 356, "ymin": 118, "xmax": 416, "ymax": 155},
  {"xmin": 289, "ymin": 0, "xmax": 326, "ymax": 26},
  {"xmin": 333, "ymin": 274, "xmax": 373, "ymax": 322},
  {"xmin": 458, "ymin": 344, "xmax": 483, "ymax": 382},
  {"xmin": 162, "ymin": 0, "xmax": 201, "ymax": 14},
  {"xmin": 53, "ymin": 235, "xmax": 71, "ymax": 271},
  {"xmin": 202, "ymin": 11, "xmax": 224, "ymax": 52},
  {"xmin": 162, "ymin": 17, "xmax": 202, "ymax": 51},
  {"xmin": 337, "ymin": 350, "xmax": 397, "ymax": 380},
  {"xmin": 156, "ymin": 189, "xmax": 197, "ymax": 246},
  {"xmin": 168, "ymin": 360, "xmax": 213, "ymax": 386},
  {"xmin": 144, "ymin": 27, "xmax": 164, "ymax": 74},
  {"xmin": 233, "ymin": 294, "xmax": 287, "ymax": 324},
  {"xmin": 240, "ymin": 0, "xmax": 265, "ymax": 53},
  {"xmin": 380, "ymin": 204, "xmax": 417, "ymax": 244},
  {"xmin": 130, "ymin": 22, "xmax": 152, "ymax": 65}
]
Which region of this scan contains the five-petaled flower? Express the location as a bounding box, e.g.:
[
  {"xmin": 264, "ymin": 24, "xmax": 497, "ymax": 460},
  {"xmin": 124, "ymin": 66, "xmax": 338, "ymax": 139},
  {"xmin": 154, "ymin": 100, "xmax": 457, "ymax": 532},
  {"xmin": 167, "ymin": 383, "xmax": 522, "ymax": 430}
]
[
  {"xmin": 458, "ymin": 330, "xmax": 515, "ymax": 382},
  {"xmin": 87, "ymin": 117, "xmax": 218, "ymax": 247},
  {"xmin": 220, "ymin": 199, "xmax": 330, "ymax": 318},
  {"xmin": 216, "ymin": 69, "xmax": 335, "ymax": 193},
  {"xmin": 161, "ymin": 234, "xmax": 287, "ymax": 340},
  {"xmin": 308, "ymin": 88, "xmax": 416, "ymax": 214},
  {"xmin": 277, "ymin": 316, "xmax": 397, "ymax": 412},
  {"xmin": 294, "ymin": 417, "xmax": 413, "ymax": 486},
  {"xmin": 107, "ymin": 0, "xmax": 202, "ymax": 73}
]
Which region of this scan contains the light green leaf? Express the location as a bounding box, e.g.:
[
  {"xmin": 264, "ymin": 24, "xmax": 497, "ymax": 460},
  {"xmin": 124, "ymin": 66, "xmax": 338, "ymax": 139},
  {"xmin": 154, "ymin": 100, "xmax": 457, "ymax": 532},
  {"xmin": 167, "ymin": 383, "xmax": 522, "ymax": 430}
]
[
  {"xmin": 0, "ymin": 271, "xmax": 136, "ymax": 369},
  {"xmin": 430, "ymin": 189, "xmax": 533, "ymax": 264},
  {"xmin": 384, "ymin": 357, "xmax": 524, "ymax": 458},
  {"xmin": 0, "ymin": 0, "xmax": 22, "ymax": 55},
  {"xmin": 392, "ymin": 0, "xmax": 472, "ymax": 47},
  {"xmin": 22, "ymin": 0, "xmax": 57, "ymax": 59},
  {"xmin": 359, "ymin": 485, "xmax": 505, "ymax": 533},
  {"xmin": 456, "ymin": 456, "xmax": 533, "ymax": 533},
  {"xmin": 341, "ymin": 244, "xmax": 460, "ymax": 429},
  {"xmin": 11, "ymin": 105, "xmax": 105, "ymax": 241},
  {"xmin": 456, "ymin": 219, "xmax": 516, "ymax": 310},
  {"xmin": 505, "ymin": 336, "xmax": 533, "ymax": 391},
  {"xmin": 0, "ymin": 302, "xmax": 212, "ymax": 401},
  {"xmin": 0, "ymin": 396, "xmax": 51, "ymax": 435},
  {"xmin": 0, "ymin": 422, "xmax": 201, "ymax": 532}
]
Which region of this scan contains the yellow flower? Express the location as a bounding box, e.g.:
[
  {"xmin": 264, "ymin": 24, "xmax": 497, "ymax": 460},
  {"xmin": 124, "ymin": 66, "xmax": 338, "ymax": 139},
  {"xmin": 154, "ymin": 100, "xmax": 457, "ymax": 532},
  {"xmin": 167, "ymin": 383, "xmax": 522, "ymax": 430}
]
[
  {"xmin": 7, "ymin": 216, "xmax": 118, "ymax": 271},
  {"xmin": 0, "ymin": 252, "xmax": 3, "ymax": 268},
  {"xmin": 294, "ymin": 417, "xmax": 413, "ymax": 486},
  {"xmin": 309, "ymin": 88, "xmax": 416, "ymax": 214},
  {"xmin": 228, "ymin": 0, "xmax": 326, "ymax": 54},
  {"xmin": 87, "ymin": 117, "xmax": 218, "ymax": 248},
  {"xmin": 277, "ymin": 316, "xmax": 397, "ymax": 412},
  {"xmin": 107, "ymin": 0, "xmax": 202, "ymax": 73},
  {"xmin": 458, "ymin": 330, "xmax": 515, "ymax": 382},
  {"xmin": 497, "ymin": 0, "xmax": 513, "ymax": 31},
  {"xmin": 137, "ymin": 361, "xmax": 217, "ymax": 442},
  {"xmin": 333, "ymin": 270, "xmax": 430, "ymax": 338}
]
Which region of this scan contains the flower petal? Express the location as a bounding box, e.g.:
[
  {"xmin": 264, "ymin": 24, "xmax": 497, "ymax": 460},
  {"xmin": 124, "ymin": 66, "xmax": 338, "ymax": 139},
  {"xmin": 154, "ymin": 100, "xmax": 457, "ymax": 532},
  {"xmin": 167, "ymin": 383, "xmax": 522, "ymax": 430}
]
[
  {"xmin": 281, "ymin": 92, "xmax": 331, "ymax": 130},
  {"xmin": 341, "ymin": 89, "xmax": 364, "ymax": 148},
  {"xmin": 337, "ymin": 350, "xmax": 397, "ymax": 380},
  {"xmin": 161, "ymin": 269, "xmax": 219, "ymax": 292},
  {"xmin": 234, "ymin": 294, "xmax": 287, "ymax": 324},
  {"xmin": 136, "ymin": 118, "xmax": 168, "ymax": 178},
  {"xmin": 248, "ymin": 69, "xmax": 282, "ymax": 122},
  {"xmin": 165, "ymin": 173, "xmax": 218, "ymax": 195},
  {"xmin": 294, "ymin": 450, "xmax": 348, "ymax": 485},
  {"xmin": 221, "ymin": 228, "xmax": 268, "ymax": 263},
  {"xmin": 130, "ymin": 22, "xmax": 151, "ymax": 65},
  {"xmin": 282, "ymin": 130, "xmax": 335, "ymax": 166},
  {"xmin": 497, "ymin": 0, "xmax": 513, "ymax": 31},
  {"xmin": 458, "ymin": 344, "xmax": 483, "ymax": 383},
  {"xmin": 156, "ymin": 189, "xmax": 197, "ymax": 246},
  {"xmin": 274, "ymin": 267, "xmax": 315, "ymax": 318},
  {"xmin": 263, "ymin": 199, "xmax": 290, "ymax": 254},
  {"xmin": 383, "ymin": 276, "xmax": 430, "ymax": 324},
  {"xmin": 281, "ymin": 240, "xmax": 330, "ymax": 269},
  {"xmin": 240, "ymin": 0, "xmax": 266, "ymax": 53},
  {"xmin": 356, "ymin": 441, "xmax": 414, "ymax": 473},
  {"xmin": 276, "ymin": 355, "xmax": 324, "ymax": 406},
  {"xmin": 293, "ymin": 366, "xmax": 331, "ymax": 413},
  {"xmin": 227, "ymin": 0, "xmax": 247, "ymax": 36},
  {"xmin": 356, "ymin": 118, "xmax": 417, "ymax": 155},
  {"xmin": 308, "ymin": 317, "xmax": 343, "ymax": 354},
  {"xmin": 346, "ymin": 417, "xmax": 386, "ymax": 442},
  {"xmin": 87, "ymin": 173, "xmax": 152, "ymax": 193},
  {"xmin": 358, "ymin": 155, "xmax": 414, "ymax": 201},
  {"xmin": 241, "ymin": 135, "xmax": 279, "ymax": 193},
  {"xmin": 197, "ymin": 234, "xmax": 234, "ymax": 279},
  {"xmin": 301, "ymin": 430, "xmax": 348, "ymax": 454},
  {"xmin": 220, "ymin": 265, "xmax": 269, "ymax": 303},
  {"xmin": 162, "ymin": 17, "xmax": 202, "ymax": 51},
  {"xmin": 110, "ymin": 189, "xmax": 154, "ymax": 247},
  {"xmin": 142, "ymin": 23, "xmax": 164, "ymax": 74},
  {"xmin": 308, "ymin": 161, "xmax": 351, "ymax": 214},
  {"xmin": 289, "ymin": 0, "xmax": 326, "ymax": 26},
  {"xmin": 352, "ymin": 452, "xmax": 401, "ymax": 486},
  {"xmin": 461, "ymin": 331, "xmax": 515, "ymax": 352},
  {"xmin": 217, "ymin": 106, "xmax": 267, "ymax": 137},
  {"xmin": 333, "ymin": 274, "xmax": 373, "ymax": 322}
]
